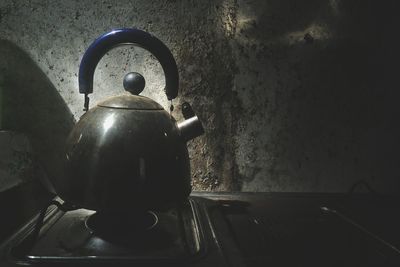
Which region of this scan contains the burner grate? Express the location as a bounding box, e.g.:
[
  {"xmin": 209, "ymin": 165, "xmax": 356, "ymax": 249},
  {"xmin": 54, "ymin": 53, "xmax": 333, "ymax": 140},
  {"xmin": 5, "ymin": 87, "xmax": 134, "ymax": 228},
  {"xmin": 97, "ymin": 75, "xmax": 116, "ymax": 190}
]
[{"xmin": 7, "ymin": 199, "xmax": 205, "ymax": 264}]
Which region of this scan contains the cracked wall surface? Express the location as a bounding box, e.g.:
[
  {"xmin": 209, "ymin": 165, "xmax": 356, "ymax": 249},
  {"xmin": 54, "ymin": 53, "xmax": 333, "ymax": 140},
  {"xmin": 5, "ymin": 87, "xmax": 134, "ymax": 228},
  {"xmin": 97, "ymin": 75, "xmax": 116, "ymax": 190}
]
[{"xmin": 1, "ymin": 0, "xmax": 399, "ymax": 193}]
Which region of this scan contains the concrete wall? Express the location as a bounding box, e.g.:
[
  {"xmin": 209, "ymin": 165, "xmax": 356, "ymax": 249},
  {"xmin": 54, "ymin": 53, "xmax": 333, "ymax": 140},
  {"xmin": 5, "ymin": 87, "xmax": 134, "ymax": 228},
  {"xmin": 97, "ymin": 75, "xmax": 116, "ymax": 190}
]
[{"xmin": 1, "ymin": 0, "xmax": 399, "ymax": 193}]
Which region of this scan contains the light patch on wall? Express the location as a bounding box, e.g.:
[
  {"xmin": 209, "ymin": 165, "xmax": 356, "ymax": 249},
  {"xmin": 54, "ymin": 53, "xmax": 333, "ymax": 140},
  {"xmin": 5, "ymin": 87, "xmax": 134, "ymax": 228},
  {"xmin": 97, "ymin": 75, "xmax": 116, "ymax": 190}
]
[
  {"xmin": 236, "ymin": 16, "xmax": 254, "ymax": 33},
  {"xmin": 329, "ymin": 0, "xmax": 341, "ymax": 17},
  {"xmin": 220, "ymin": 0, "xmax": 239, "ymax": 38},
  {"xmin": 282, "ymin": 23, "xmax": 333, "ymax": 45}
]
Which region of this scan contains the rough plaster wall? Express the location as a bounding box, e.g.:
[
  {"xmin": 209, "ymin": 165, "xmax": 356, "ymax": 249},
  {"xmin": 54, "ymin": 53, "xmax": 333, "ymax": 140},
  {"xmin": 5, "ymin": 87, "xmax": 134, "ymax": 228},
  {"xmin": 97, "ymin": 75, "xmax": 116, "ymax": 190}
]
[
  {"xmin": 1, "ymin": 0, "xmax": 399, "ymax": 193},
  {"xmin": 232, "ymin": 0, "xmax": 400, "ymax": 193},
  {"xmin": 233, "ymin": 1, "xmax": 400, "ymax": 193}
]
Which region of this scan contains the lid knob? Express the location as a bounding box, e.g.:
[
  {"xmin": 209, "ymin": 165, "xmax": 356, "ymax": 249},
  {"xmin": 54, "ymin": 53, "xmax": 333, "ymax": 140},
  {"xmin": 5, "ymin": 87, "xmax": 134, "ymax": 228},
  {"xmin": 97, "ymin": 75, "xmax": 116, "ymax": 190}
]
[{"xmin": 123, "ymin": 72, "xmax": 145, "ymax": 95}]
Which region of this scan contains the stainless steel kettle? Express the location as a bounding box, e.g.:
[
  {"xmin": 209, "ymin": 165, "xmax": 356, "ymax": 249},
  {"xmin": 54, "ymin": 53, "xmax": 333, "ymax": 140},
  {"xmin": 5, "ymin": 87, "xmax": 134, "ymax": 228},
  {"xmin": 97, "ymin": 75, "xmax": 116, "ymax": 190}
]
[{"xmin": 56, "ymin": 28, "xmax": 204, "ymax": 212}]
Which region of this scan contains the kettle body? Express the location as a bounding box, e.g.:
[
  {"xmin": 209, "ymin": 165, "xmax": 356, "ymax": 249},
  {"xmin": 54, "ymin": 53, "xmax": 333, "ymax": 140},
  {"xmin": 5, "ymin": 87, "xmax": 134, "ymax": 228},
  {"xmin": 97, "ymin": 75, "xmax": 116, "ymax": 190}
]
[{"xmin": 54, "ymin": 29, "xmax": 203, "ymax": 212}]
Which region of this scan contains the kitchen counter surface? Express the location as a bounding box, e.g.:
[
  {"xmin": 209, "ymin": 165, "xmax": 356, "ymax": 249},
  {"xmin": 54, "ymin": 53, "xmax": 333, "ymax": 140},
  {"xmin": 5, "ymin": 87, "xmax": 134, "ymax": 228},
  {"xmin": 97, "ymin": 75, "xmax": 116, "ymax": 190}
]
[{"xmin": 193, "ymin": 192, "xmax": 400, "ymax": 266}]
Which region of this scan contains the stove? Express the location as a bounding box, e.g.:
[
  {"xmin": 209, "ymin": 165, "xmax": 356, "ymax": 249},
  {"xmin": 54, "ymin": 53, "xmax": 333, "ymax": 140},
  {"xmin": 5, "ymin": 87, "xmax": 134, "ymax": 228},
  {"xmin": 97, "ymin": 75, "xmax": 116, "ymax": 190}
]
[
  {"xmin": 3, "ymin": 198, "xmax": 215, "ymax": 266},
  {"xmin": 1, "ymin": 195, "xmax": 242, "ymax": 267},
  {"xmin": 2, "ymin": 193, "xmax": 400, "ymax": 267}
]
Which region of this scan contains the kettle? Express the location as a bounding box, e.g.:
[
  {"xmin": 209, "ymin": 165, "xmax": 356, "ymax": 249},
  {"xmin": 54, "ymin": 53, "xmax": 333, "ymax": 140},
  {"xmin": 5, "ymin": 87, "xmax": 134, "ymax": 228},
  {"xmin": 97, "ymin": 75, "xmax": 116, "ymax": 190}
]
[{"xmin": 56, "ymin": 28, "xmax": 204, "ymax": 212}]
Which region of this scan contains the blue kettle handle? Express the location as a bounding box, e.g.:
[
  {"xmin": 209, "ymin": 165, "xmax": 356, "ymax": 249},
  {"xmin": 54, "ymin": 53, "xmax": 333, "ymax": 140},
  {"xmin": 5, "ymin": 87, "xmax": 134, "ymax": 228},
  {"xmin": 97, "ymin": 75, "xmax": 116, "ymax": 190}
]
[{"xmin": 79, "ymin": 28, "xmax": 179, "ymax": 110}]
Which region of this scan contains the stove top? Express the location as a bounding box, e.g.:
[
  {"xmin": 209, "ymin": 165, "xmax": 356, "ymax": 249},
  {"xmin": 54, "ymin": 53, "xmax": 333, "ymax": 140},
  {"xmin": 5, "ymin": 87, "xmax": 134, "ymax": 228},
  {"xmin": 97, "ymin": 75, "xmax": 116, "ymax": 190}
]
[
  {"xmin": 6, "ymin": 199, "xmax": 207, "ymax": 265},
  {"xmin": 2, "ymin": 193, "xmax": 400, "ymax": 267}
]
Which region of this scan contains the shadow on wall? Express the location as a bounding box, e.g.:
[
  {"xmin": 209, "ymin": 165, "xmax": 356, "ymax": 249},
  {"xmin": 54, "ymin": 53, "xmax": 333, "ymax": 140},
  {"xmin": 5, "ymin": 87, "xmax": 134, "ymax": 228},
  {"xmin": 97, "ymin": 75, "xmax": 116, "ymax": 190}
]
[
  {"xmin": 234, "ymin": 0, "xmax": 400, "ymax": 192},
  {"xmin": 0, "ymin": 39, "xmax": 75, "ymax": 193}
]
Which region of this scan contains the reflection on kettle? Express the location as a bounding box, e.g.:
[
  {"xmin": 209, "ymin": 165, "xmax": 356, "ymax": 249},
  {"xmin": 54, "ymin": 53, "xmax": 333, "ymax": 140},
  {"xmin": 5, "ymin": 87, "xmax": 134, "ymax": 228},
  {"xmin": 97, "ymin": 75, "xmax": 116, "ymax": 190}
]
[
  {"xmin": 102, "ymin": 113, "xmax": 116, "ymax": 133},
  {"xmin": 53, "ymin": 28, "xmax": 204, "ymax": 213}
]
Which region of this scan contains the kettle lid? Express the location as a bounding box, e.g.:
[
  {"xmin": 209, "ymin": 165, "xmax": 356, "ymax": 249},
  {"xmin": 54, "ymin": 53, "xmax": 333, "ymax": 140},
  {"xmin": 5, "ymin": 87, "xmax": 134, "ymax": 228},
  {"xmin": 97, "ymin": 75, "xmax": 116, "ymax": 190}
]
[
  {"xmin": 97, "ymin": 72, "xmax": 164, "ymax": 110},
  {"xmin": 97, "ymin": 94, "xmax": 164, "ymax": 110}
]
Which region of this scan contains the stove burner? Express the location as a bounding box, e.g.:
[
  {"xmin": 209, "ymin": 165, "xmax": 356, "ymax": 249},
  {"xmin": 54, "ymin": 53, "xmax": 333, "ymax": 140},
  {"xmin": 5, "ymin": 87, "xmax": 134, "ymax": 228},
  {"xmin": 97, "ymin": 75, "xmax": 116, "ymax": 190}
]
[
  {"xmin": 86, "ymin": 211, "xmax": 159, "ymax": 234},
  {"xmin": 83, "ymin": 211, "xmax": 171, "ymax": 248},
  {"xmin": 7, "ymin": 200, "xmax": 205, "ymax": 263}
]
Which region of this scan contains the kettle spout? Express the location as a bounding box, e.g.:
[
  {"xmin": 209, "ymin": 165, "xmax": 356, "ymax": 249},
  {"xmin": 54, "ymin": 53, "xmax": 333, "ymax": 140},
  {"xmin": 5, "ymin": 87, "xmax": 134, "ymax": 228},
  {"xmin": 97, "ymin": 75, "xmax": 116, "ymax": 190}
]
[
  {"xmin": 177, "ymin": 102, "xmax": 204, "ymax": 142},
  {"xmin": 178, "ymin": 116, "xmax": 204, "ymax": 142}
]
